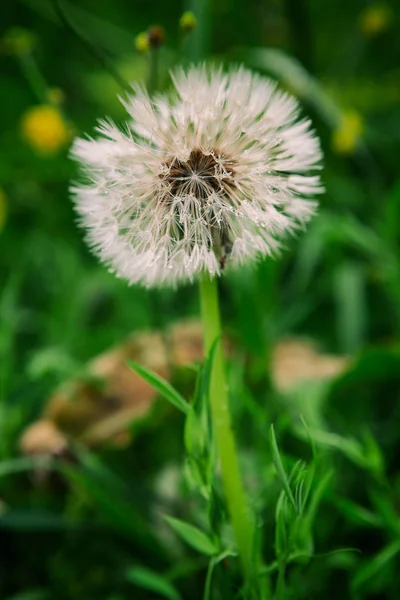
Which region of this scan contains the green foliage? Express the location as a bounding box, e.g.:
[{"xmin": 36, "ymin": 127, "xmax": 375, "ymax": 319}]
[
  {"xmin": 164, "ymin": 516, "xmax": 219, "ymax": 557},
  {"xmin": 128, "ymin": 361, "xmax": 190, "ymax": 414},
  {"xmin": 60, "ymin": 450, "xmax": 164, "ymax": 555},
  {"xmin": 183, "ymin": 340, "xmax": 216, "ymax": 499},
  {"xmin": 4, "ymin": 593, "xmax": 50, "ymax": 600},
  {"xmin": 126, "ymin": 566, "xmax": 181, "ymax": 600},
  {"xmin": 270, "ymin": 425, "xmax": 334, "ymax": 591}
]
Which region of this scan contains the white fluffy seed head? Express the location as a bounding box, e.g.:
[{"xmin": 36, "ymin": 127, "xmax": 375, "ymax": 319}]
[{"xmin": 71, "ymin": 64, "xmax": 324, "ymax": 287}]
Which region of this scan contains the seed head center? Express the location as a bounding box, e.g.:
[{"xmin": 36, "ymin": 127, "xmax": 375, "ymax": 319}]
[{"xmin": 161, "ymin": 148, "xmax": 235, "ymax": 200}]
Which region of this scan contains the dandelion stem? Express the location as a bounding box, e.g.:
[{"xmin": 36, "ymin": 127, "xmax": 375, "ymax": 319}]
[{"xmin": 199, "ymin": 275, "xmax": 254, "ymax": 576}]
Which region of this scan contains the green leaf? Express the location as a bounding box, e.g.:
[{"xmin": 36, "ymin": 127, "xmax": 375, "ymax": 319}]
[
  {"xmin": 270, "ymin": 425, "xmax": 297, "ymax": 512},
  {"xmin": 128, "ymin": 361, "xmax": 189, "ymax": 414},
  {"xmin": 302, "ymin": 469, "xmax": 333, "ymax": 531},
  {"xmin": 203, "ymin": 550, "xmax": 236, "ymax": 600},
  {"xmin": 369, "ymin": 490, "xmax": 400, "ymax": 534},
  {"xmin": 229, "ymin": 269, "xmax": 267, "ymax": 355},
  {"xmin": 292, "ymin": 461, "xmax": 308, "ymax": 514},
  {"xmin": 183, "ymin": 408, "xmax": 211, "ymax": 499},
  {"xmin": 60, "ymin": 462, "xmax": 163, "ymax": 558},
  {"xmin": 333, "ymin": 262, "xmax": 366, "ymax": 354},
  {"xmin": 164, "ymin": 516, "xmax": 218, "ymax": 556},
  {"xmin": 4, "ymin": 591, "xmax": 49, "ymax": 600},
  {"xmin": 291, "ymin": 216, "xmax": 327, "ymax": 294},
  {"xmin": 338, "ymin": 499, "xmax": 382, "ymax": 529},
  {"xmin": 352, "ymin": 540, "xmax": 400, "ymax": 591},
  {"xmin": 295, "ymin": 425, "xmax": 367, "ymax": 469},
  {"xmin": 27, "ymin": 346, "xmax": 80, "ymax": 380},
  {"xmin": 0, "ymin": 457, "xmax": 52, "ymax": 478},
  {"xmin": 183, "ymin": 339, "xmax": 217, "ymax": 497},
  {"xmin": 126, "ymin": 566, "xmax": 181, "ymax": 600},
  {"xmin": 381, "ymin": 179, "xmax": 400, "ymax": 246},
  {"xmin": 195, "ymin": 337, "xmax": 218, "ymax": 406},
  {"xmin": 247, "ymin": 48, "xmax": 341, "ymax": 126},
  {"xmin": 185, "ymin": 340, "xmax": 215, "ymax": 459},
  {"xmin": 275, "ymin": 492, "xmax": 290, "ymax": 558},
  {"xmin": 362, "ymin": 430, "xmax": 385, "ymax": 478},
  {"xmin": 0, "ymin": 510, "xmax": 78, "ymax": 531},
  {"xmin": 76, "ymin": 449, "xmax": 128, "ymax": 496},
  {"xmin": 184, "ymin": 405, "xmax": 202, "ymax": 458}
]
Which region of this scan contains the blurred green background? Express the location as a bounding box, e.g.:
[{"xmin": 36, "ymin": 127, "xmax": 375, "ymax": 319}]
[{"xmin": 1, "ymin": 0, "xmax": 400, "ymax": 599}]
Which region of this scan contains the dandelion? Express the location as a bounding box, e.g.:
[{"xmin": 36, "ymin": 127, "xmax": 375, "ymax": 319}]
[
  {"xmin": 21, "ymin": 104, "xmax": 71, "ymax": 155},
  {"xmin": 71, "ymin": 65, "xmax": 323, "ymax": 288},
  {"xmin": 71, "ymin": 67, "xmax": 323, "ymax": 575}
]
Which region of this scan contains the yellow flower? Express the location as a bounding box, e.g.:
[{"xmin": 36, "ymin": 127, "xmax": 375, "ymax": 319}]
[
  {"xmin": 359, "ymin": 4, "xmax": 392, "ymax": 37},
  {"xmin": 20, "ymin": 105, "xmax": 70, "ymax": 155},
  {"xmin": 134, "ymin": 32, "xmax": 150, "ymax": 53},
  {"xmin": 0, "ymin": 187, "xmax": 7, "ymax": 231},
  {"xmin": 331, "ymin": 111, "xmax": 364, "ymax": 155}
]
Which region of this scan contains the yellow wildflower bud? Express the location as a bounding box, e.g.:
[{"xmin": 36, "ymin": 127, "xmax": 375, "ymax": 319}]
[
  {"xmin": 1, "ymin": 27, "xmax": 35, "ymax": 55},
  {"xmin": 359, "ymin": 4, "xmax": 392, "ymax": 37},
  {"xmin": 20, "ymin": 105, "xmax": 71, "ymax": 155},
  {"xmin": 180, "ymin": 11, "xmax": 197, "ymax": 34},
  {"xmin": 331, "ymin": 111, "xmax": 364, "ymax": 155},
  {"xmin": 0, "ymin": 187, "xmax": 7, "ymax": 231},
  {"xmin": 134, "ymin": 32, "xmax": 150, "ymax": 53}
]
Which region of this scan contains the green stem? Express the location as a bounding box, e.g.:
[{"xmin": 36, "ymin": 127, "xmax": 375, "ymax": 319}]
[
  {"xmin": 53, "ymin": 0, "xmax": 130, "ymax": 93},
  {"xmin": 148, "ymin": 47, "xmax": 159, "ymax": 95},
  {"xmin": 199, "ymin": 275, "xmax": 254, "ymax": 575},
  {"xmin": 185, "ymin": 0, "xmax": 210, "ymax": 62},
  {"xmin": 18, "ymin": 53, "xmax": 49, "ymax": 104}
]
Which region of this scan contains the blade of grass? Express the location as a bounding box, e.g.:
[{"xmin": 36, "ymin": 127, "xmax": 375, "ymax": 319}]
[
  {"xmin": 270, "ymin": 425, "xmax": 297, "ymax": 513},
  {"xmin": 128, "ymin": 361, "xmax": 189, "ymax": 414}
]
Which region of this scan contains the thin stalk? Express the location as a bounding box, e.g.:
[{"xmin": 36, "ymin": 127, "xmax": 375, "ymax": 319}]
[
  {"xmin": 52, "ymin": 0, "xmax": 130, "ymax": 93},
  {"xmin": 199, "ymin": 275, "xmax": 254, "ymax": 576},
  {"xmin": 18, "ymin": 50, "xmax": 71, "ymax": 130},
  {"xmin": 148, "ymin": 47, "xmax": 159, "ymax": 95},
  {"xmin": 18, "ymin": 53, "xmax": 49, "ymax": 104},
  {"xmin": 185, "ymin": 0, "xmax": 210, "ymax": 62}
]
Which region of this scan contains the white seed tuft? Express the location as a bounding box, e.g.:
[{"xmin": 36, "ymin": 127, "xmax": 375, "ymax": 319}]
[{"xmin": 71, "ymin": 64, "xmax": 324, "ymax": 287}]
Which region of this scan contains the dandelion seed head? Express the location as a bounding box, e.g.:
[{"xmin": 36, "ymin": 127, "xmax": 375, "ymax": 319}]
[{"xmin": 71, "ymin": 64, "xmax": 324, "ymax": 287}]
